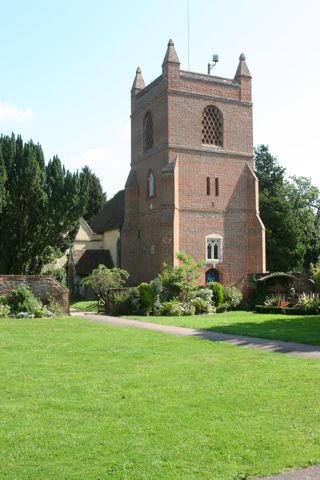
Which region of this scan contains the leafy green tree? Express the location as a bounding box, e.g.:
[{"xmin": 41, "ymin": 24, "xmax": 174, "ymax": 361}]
[
  {"xmin": 310, "ymin": 257, "xmax": 320, "ymax": 292},
  {"xmin": 255, "ymin": 145, "xmax": 320, "ymax": 273},
  {"xmin": 286, "ymin": 176, "xmax": 320, "ymax": 269},
  {"xmin": 254, "ymin": 145, "xmax": 305, "ymax": 272},
  {"xmin": 82, "ymin": 265, "xmax": 129, "ymax": 306},
  {"xmin": 79, "ymin": 166, "xmax": 106, "ymax": 220},
  {"xmin": 161, "ymin": 252, "xmax": 204, "ymax": 303}
]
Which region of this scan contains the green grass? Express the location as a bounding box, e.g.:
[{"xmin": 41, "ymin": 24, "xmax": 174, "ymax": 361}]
[
  {"xmin": 1, "ymin": 316, "xmax": 320, "ymax": 479},
  {"xmin": 127, "ymin": 311, "xmax": 320, "ymax": 345},
  {"xmin": 70, "ymin": 299, "xmax": 98, "ymax": 312}
]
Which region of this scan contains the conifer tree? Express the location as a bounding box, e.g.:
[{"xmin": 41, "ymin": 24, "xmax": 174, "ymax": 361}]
[
  {"xmin": 79, "ymin": 166, "xmax": 106, "ymax": 220},
  {"xmin": 0, "ymin": 134, "xmax": 103, "ymax": 274}
]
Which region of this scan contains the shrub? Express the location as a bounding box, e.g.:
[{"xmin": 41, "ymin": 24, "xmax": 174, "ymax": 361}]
[
  {"xmin": 255, "ymin": 305, "xmax": 286, "ymax": 314},
  {"xmin": 34, "ymin": 304, "xmax": 54, "ymax": 318},
  {"xmin": 182, "ymin": 303, "xmax": 196, "ymax": 316},
  {"xmin": 197, "ymin": 288, "xmax": 213, "ymax": 303},
  {"xmin": 112, "ymin": 288, "xmax": 141, "ymax": 315},
  {"xmin": 0, "ymin": 304, "xmax": 10, "ymax": 317},
  {"xmin": 0, "ymin": 295, "xmax": 7, "ymax": 305},
  {"xmin": 47, "ymin": 297, "xmax": 62, "ymax": 316},
  {"xmin": 149, "ymin": 277, "xmax": 162, "ymax": 315},
  {"xmin": 42, "ymin": 265, "xmax": 67, "ymax": 287},
  {"xmin": 216, "ymin": 303, "xmax": 229, "ymax": 313},
  {"xmin": 150, "ymin": 276, "xmax": 162, "ymax": 297},
  {"xmin": 222, "ymin": 285, "xmax": 243, "ymax": 310},
  {"xmin": 295, "ymin": 293, "xmax": 320, "ymax": 313},
  {"xmin": 160, "ymin": 299, "xmax": 184, "ymax": 316},
  {"xmin": 191, "ymin": 297, "xmax": 214, "ymax": 314},
  {"xmin": 264, "ymin": 294, "xmax": 289, "ymax": 308},
  {"xmin": 82, "ymin": 265, "xmax": 129, "ymax": 306},
  {"xmin": 310, "ymin": 258, "xmax": 320, "ymax": 292},
  {"xmin": 16, "ymin": 311, "xmax": 35, "ymax": 319},
  {"xmin": 207, "ymin": 282, "xmax": 223, "ymax": 307},
  {"xmin": 138, "ymin": 283, "xmax": 153, "ymax": 315},
  {"xmin": 161, "ymin": 252, "xmax": 205, "ymax": 303},
  {"xmin": 8, "ymin": 286, "xmax": 41, "ymax": 315}
]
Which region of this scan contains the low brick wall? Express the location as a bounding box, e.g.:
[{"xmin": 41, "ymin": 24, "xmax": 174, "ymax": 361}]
[{"xmin": 0, "ymin": 275, "xmax": 69, "ymax": 314}]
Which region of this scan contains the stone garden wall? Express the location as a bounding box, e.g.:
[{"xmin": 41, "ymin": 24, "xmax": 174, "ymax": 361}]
[{"xmin": 0, "ymin": 275, "xmax": 69, "ymax": 313}]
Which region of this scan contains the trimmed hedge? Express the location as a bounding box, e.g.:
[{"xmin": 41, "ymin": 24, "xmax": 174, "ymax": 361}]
[{"xmin": 255, "ymin": 305, "xmax": 320, "ymax": 315}]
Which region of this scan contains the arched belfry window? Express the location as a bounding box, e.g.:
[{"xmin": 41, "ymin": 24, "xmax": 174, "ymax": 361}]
[
  {"xmin": 143, "ymin": 111, "xmax": 153, "ymax": 151},
  {"xmin": 202, "ymin": 105, "xmax": 223, "ymax": 147},
  {"xmin": 147, "ymin": 170, "xmax": 155, "ymax": 198}
]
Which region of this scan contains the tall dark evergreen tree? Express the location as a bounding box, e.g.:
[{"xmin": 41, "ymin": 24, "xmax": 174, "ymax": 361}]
[
  {"xmin": 0, "ymin": 134, "xmax": 92, "ymax": 274},
  {"xmin": 0, "ymin": 145, "xmax": 6, "ymax": 214},
  {"xmin": 79, "ymin": 166, "xmax": 106, "ymax": 220}
]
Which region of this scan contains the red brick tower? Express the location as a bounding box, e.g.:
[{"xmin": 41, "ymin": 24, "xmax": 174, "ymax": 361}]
[{"xmin": 122, "ymin": 40, "xmax": 266, "ymax": 286}]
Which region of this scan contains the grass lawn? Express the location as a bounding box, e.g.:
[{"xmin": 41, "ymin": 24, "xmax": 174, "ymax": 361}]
[
  {"xmin": 127, "ymin": 311, "xmax": 320, "ymax": 346},
  {"xmin": 1, "ymin": 316, "xmax": 320, "ymax": 479},
  {"xmin": 70, "ymin": 299, "xmax": 98, "ymax": 312}
]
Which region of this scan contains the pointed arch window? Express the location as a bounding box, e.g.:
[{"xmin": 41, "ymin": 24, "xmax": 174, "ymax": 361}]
[
  {"xmin": 206, "ymin": 235, "xmax": 223, "ymax": 263},
  {"xmin": 147, "ymin": 170, "xmax": 156, "ymax": 198},
  {"xmin": 143, "ymin": 111, "xmax": 153, "ymax": 151},
  {"xmin": 202, "ymin": 105, "xmax": 223, "ymax": 147}
]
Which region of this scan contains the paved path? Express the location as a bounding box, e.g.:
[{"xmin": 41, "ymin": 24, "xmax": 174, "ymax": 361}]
[
  {"xmin": 71, "ymin": 312, "xmax": 320, "ymax": 359},
  {"xmin": 256, "ymin": 465, "xmax": 320, "ymax": 479}
]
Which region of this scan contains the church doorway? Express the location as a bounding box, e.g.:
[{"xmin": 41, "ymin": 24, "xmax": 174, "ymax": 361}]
[{"xmin": 205, "ymin": 268, "xmax": 220, "ymax": 284}]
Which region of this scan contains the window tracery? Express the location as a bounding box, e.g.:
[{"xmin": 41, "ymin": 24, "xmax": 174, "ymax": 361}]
[{"xmin": 202, "ymin": 105, "xmax": 223, "ymax": 147}]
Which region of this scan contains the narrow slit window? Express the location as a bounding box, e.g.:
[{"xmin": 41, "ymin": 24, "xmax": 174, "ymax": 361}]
[
  {"xmin": 147, "ymin": 171, "xmax": 155, "ymax": 198},
  {"xmin": 143, "ymin": 111, "xmax": 153, "ymax": 151},
  {"xmin": 206, "ymin": 177, "xmax": 210, "ymax": 196},
  {"xmin": 215, "ymin": 177, "xmax": 219, "ymax": 196}
]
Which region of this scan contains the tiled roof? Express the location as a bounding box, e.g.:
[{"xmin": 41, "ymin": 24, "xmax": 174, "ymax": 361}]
[
  {"xmin": 89, "ymin": 190, "xmax": 124, "ymax": 234},
  {"xmin": 72, "ymin": 249, "xmax": 114, "ymax": 276}
]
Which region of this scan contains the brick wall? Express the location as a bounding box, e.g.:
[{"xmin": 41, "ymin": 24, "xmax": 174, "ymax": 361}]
[{"xmin": 0, "ymin": 275, "xmax": 69, "ymax": 313}]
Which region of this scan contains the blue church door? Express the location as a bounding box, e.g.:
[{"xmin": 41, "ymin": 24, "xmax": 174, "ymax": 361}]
[{"xmin": 205, "ymin": 268, "xmax": 220, "ymax": 284}]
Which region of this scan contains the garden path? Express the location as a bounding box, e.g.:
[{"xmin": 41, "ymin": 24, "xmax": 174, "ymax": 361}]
[
  {"xmin": 256, "ymin": 464, "xmax": 320, "ymax": 479},
  {"xmin": 71, "ymin": 311, "xmax": 320, "ymax": 359}
]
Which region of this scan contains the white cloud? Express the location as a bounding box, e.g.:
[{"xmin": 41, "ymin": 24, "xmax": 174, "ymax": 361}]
[
  {"xmin": 0, "ymin": 102, "xmax": 33, "ymax": 121},
  {"xmin": 69, "ymin": 147, "xmax": 116, "ymax": 170}
]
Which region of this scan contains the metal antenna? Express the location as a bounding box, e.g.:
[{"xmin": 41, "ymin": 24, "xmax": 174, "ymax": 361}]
[{"xmin": 187, "ymin": 0, "xmax": 190, "ymax": 70}]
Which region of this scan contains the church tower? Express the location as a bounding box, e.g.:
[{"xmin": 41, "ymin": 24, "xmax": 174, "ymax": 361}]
[{"xmin": 121, "ymin": 40, "xmax": 266, "ymax": 286}]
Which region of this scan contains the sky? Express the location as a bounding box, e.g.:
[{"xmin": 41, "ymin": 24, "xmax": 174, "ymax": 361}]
[{"xmin": 0, "ymin": 0, "xmax": 319, "ymax": 197}]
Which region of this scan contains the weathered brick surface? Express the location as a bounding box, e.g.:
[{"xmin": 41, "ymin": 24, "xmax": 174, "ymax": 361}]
[
  {"xmin": 0, "ymin": 275, "xmax": 69, "ymax": 313},
  {"xmin": 122, "ymin": 41, "xmax": 266, "ymax": 286}
]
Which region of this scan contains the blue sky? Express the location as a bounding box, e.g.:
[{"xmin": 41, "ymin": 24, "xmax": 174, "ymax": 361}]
[{"xmin": 0, "ymin": 0, "xmax": 319, "ymax": 197}]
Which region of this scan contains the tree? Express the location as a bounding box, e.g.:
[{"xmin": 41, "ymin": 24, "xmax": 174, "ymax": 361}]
[
  {"xmin": 254, "ymin": 145, "xmax": 320, "ymax": 272},
  {"xmin": 0, "ymin": 134, "xmax": 99, "ymax": 274},
  {"xmin": 161, "ymin": 252, "xmax": 204, "ymax": 303},
  {"xmin": 286, "ymin": 176, "xmax": 320, "ymax": 269},
  {"xmin": 79, "ymin": 166, "xmax": 106, "ymax": 220},
  {"xmin": 82, "ymin": 265, "xmax": 129, "ymax": 306}
]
